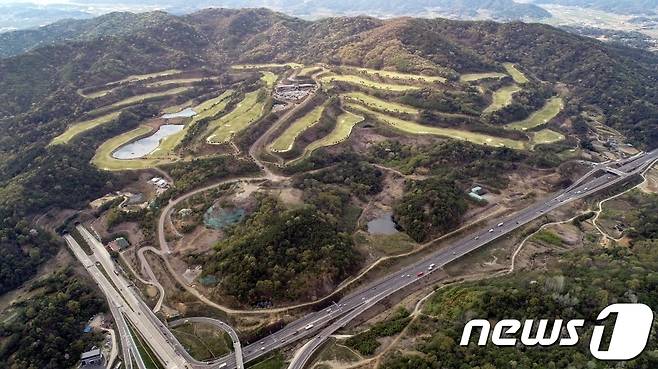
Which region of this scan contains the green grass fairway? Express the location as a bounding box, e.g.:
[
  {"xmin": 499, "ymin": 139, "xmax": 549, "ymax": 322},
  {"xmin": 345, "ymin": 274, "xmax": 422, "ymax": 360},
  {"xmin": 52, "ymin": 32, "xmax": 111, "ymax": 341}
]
[
  {"xmin": 342, "ymin": 92, "xmax": 418, "ymax": 115},
  {"xmin": 291, "ymin": 111, "xmax": 364, "ymax": 163},
  {"xmin": 503, "ymin": 63, "xmax": 529, "ymax": 84},
  {"xmin": 347, "ymin": 67, "xmax": 447, "ymax": 83},
  {"xmin": 532, "ymin": 129, "xmax": 565, "ymax": 145},
  {"xmin": 192, "ymin": 90, "xmax": 234, "ymax": 120},
  {"xmin": 347, "ymin": 103, "xmax": 525, "ymax": 149},
  {"xmin": 270, "ymin": 105, "xmax": 325, "ymax": 152},
  {"xmin": 320, "ymin": 74, "xmax": 420, "ymax": 92},
  {"xmin": 206, "ymin": 90, "xmax": 266, "ymax": 144},
  {"xmin": 261, "ymin": 71, "xmax": 278, "ymax": 89},
  {"xmin": 505, "ymin": 97, "xmax": 564, "ymax": 131},
  {"xmin": 92, "ymin": 125, "xmax": 178, "ymax": 170},
  {"xmin": 483, "ymin": 84, "xmax": 522, "ymax": 114},
  {"xmin": 232, "ymin": 63, "xmax": 303, "ymax": 70},
  {"xmin": 459, "ymin": 72, "xmax": 507, "ymax": 83},
  {"xmin": 113, "ymin": 69, "xmax": 181, "ymax": 85},
  {"xmin": 146, "ymin": 77, "xmax": 213, "ymax": 88},
  {"xmin": 298, "ymin": 66, "xmax": 324, "ymax": 77},
  {"xmin": 105, "ymin": 86, "xmax": 192, "ymax": 110},
  {"xmin": 50, "ymin": 111, "xmax": 121, "ymax": 145}
]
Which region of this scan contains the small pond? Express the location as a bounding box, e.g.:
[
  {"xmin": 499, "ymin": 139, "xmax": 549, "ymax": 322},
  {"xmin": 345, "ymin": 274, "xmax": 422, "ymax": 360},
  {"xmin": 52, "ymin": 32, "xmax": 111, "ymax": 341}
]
[
  {"xmin": 112, "ymin": 124, "xmax": 184, "ymax": 159},
  {"xmin": 367, "ymin": 212, "xmax": 399, "ymax": 235},
  {"xmin": 204, "ymin": 205, "xmax": 246, "ymax": 230},
  {"xmin": 162, "ymin": 107, "xmax": 197, "ymax": 119}
]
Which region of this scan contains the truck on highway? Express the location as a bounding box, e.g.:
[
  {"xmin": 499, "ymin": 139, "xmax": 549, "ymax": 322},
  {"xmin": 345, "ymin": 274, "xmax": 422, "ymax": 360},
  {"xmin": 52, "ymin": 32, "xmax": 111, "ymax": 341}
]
[
  {"xmin": 305, "ymin": 324, "xmax": 314, "ymax": 330},
  {"xmin": 428, "ymin": 263, "xmax": 436, "ymax": 271}
]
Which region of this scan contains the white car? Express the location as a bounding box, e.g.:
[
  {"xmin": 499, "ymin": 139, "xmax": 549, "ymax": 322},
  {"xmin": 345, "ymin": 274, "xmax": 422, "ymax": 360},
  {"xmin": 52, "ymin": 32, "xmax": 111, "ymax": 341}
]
[{"xmin": 488, "ymin": 228, "xmax": 494, "ymax": 233}]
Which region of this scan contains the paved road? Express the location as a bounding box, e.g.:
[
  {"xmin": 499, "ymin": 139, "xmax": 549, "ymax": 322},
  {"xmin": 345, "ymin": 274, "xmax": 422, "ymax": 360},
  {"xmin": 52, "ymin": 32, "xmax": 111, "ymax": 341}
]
[
  {"xmin": 204, "ymin": 149, "xmax": 658, "ymax": 369},
  {"xmin": 73, "ymin": 148, "xmax": 656, "ymax": 369}
]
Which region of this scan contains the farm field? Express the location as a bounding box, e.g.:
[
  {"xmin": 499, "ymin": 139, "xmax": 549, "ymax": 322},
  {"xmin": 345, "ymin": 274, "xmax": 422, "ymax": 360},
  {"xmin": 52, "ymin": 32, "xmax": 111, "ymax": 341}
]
[
  {"xmin": 91, "ymin": 125, "xmax": 176, "ymax": 171},
  {"xmin": 342, "ymin": 92, "xmax": 418, "ymax": 115},
  {"xmin": 50, "ymin": 111, "xmax": 121, "ymax": 145},
  {"xmin": 346, "ymin": 66, "xmax": 447, "ymax": 83},
  {"xmin": 293, "ymin": 111, "xmax": 365, "ymax": 162},
  {"xmin": 505, "ymin": 96, "xmax": 564, "ymax": 131},
  {"xmin": 206, "ymin": 90, "xmax": 266, "ymax": 144},
  {"xmin": 503, "ymin": 63, "xmax": 529, "ymax": 84},
  {"xmin": 319, "ymin": 74, "xmax": 420, "ymax": 92},
  {"xmin": 346, "ymin": 102, "xmax": 525, "ymax": 149},
  {"xmin": 483, "ymin": 84, "xmax": 522, "ymax": 114},
  {"xmin": 459, "ymin": 71, "xmax": 507, "ymax": 82},
  {"xmin": 531, "ymin": 128, "xmax": 565, "ymax": 145},
  {"xmin": 270, "ymin": 105, "xmax": 325, "ymax": 152}
]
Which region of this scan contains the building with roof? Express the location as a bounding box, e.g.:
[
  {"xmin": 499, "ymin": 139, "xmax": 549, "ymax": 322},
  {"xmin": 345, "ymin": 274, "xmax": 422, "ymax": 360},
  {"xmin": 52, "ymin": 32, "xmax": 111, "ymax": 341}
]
[
  {"xmin": 107, "ymin": 237, "xmax": 130, "ymax": 252},
  {"xmin": 79, "ymin": 347, "xmax": 104, "ymax": 368}
]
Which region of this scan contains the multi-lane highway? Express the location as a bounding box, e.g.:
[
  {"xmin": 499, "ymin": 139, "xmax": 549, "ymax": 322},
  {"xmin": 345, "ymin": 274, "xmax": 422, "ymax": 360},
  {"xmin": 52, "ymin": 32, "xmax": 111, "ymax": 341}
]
[
  {"xmin": 209, "ymin": 149, "xmax": 658, "ymax": 369},
  {"xmin": 68, "ymin": 148, "xmax": 657, "ymax": 369}
]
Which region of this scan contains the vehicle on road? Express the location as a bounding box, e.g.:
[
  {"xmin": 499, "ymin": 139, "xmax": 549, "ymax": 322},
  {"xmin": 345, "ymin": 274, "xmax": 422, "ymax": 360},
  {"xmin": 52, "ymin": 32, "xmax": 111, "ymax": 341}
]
[
  {"xmin": 488, "ymin": 228, "xmax": 494, "ymax": 233},
  {"xmin": 417, "ymin": 272, "xmax": 424, "ymax": 277},
  {"xmin": 497, "ymin": 222, "xmax": 504, "ymax": 227},
  {"xmin": 428, "ymin": 263, "xmax": 436, "ymax": 270},
  {"xmin": 305, "ymin": 324, "xmax": 314, "ymax": 330}
]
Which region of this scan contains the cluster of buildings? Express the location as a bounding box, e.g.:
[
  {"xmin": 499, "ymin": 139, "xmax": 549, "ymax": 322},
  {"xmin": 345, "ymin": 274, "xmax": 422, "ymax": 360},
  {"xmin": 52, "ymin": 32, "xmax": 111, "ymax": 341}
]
[
  {"xmin": 150, "ymin": 176, "xmax": 170, "ymax": 189},
  {"xmin": 468, "ymin": 186, "xmax": 488, "ymax": 202},
  {"xmin": 273, "ymin": 82, "xmax": 315, "ymax": 101},
  {"xmin": 79, "ymin": 347, "xmax": 104, "ymax": 369},
  {"xmin": 107, "ymin": 237, "xmax": 130, "ymax": 253}
]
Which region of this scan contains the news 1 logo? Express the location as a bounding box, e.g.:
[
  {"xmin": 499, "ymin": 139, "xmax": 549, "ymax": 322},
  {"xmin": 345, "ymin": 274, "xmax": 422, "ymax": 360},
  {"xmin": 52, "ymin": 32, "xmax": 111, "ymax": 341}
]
[{"xmin": 460, "ymin": 303, "xmax": 654, "ymax": 360}]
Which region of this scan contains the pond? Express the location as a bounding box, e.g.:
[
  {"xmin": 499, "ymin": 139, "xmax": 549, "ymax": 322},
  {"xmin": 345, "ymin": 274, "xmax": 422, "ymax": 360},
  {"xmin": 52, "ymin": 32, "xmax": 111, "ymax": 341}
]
[
  {"xmin": 204, "ymin": 205, "xmax": 246, "ymax": 230},
  {"xmin": 162, "ymin": 107, "xmax": 197, "ymax": 119},
  {"xmin": 112, "ymin": 124, "xmax": 184, "ymax": 159},
  {"xmin": 367, "ymin": 212, "xmax": 399, "ymax": 235}
]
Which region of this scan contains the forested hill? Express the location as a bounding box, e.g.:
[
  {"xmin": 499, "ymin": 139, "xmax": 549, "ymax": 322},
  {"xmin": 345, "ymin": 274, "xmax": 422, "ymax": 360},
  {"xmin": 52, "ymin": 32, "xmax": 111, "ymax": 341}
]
[{"xmin": 1, "ymin": 8, "xmax": 656, "ymax": 147}]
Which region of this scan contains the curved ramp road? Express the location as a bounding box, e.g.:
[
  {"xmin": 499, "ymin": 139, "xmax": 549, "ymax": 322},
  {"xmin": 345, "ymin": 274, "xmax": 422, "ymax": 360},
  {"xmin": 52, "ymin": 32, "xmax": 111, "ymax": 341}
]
[
  {"xmin": 69, "ymin": 147, "xmax": 657, "ymax": 369},
  {"xmin": 170, "ymin": 318, "xmax": 244, "ymax": 369}
]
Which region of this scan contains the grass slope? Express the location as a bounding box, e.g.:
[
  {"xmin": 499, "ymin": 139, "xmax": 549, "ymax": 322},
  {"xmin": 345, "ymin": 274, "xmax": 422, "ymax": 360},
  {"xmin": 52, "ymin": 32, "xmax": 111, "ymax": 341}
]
[
  {"xmin": 91, "ymin": 125, "xmax": 176, "ymax": 170},
  {"xmin": 342, "ymin": 92, "xmax": 418, "ymax": 115},
  {"xmin": 291, "ymin": 110, "xmax": 365, "ymax": 163},
  {"xmin": 347, "ymin": 102, "xmax": 525, "ymax": 149},
  {"xmin": 270, "ymin": 105, "xmax": 325, "ymax": 152},
  {"xmin": 346, "ymin": 67, "xmax": 447, "ymax": 83},
  {"xmin": 320, "ymin": 74, "xmax": 420, "ymax": 92},
  {"xmin": 459, "ymin": 71, "xmax": 507, "ymax": 83},
  {"xmin": 50, "ymin": 111, "xmax": 120, "ymax": 145},
  {"xmin": 531, "ymin": 128, "xmax": 565, "ymax": 145},
  {"xmin": 232, "ymin": 63, "xmax": 302, "ymax": 70},
  {"xmin": 505, "ymin": 96, "xmax": 564, "ymax": 131},
  {"xmin": 503, "ymin": 63, "xmax": 529, "ymax": 84},
  {"xmin": 206, "ymin": 90, "xmax": 265, "ymax": 144},
  {"xmin": 483, "ymin": 84, "xmax": 522, "ymax": 114}
]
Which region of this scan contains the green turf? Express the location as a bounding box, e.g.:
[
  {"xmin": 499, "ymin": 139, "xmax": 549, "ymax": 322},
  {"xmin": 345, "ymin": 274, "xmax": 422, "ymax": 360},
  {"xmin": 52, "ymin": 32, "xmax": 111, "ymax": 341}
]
[
  {"xmin": 459, "ymin": 72, "xmax": 507, "ymax": 83},
  {"xmin": 232, "ymin": 63, "xmax": 303, "ymax": 70},
  {"xmin": 320, "ymin": 74, "xmax": 420, "ymax": 92},
  {"xmin": 531, "ymin": 128, "xmax": 565, "ymax": 145},
  {"xmin": 113, "ymin": 69, "xmax": 182, "ymax": 84},
  {"xmin": 298, "ymin": 66, "xmax": 324, "ymax": 77},
  {"xmin": 503, "ymin": 63, "xmax": 529, "ymax": 84},
  {"xmin": 91, "ymin": 125, "xmax": 177, "ymax": 170},
  {"xmin": 505, "ymin": 97, "xmax": 564, "ymax": 131},
  {"xmin": 270, "ymin": 105, "xmax": 325, "ymax": 152},
  {"xmin": 346, "ymin": 67, "xmax": 447, "ymax": 83},
  {"xmin": 483, "ymin": 84, "xmax": 522, "ymax": 114},
  {"xmin": 50, "ymin": 111, "xmax": 121, "ymax": 145},
  {"xmin": 172, "ymin": 323, "xmax": 233, "ymax": 361},
  {"xmin": 206, "ymin": 90, "xmax": 267, "ymax": 144},
  {"xmin": 104, "ymin": 86, "xmax": 192, "ymax": 110},
  {"xmin": 342, "ymin": 92, "xmax": 418, "ymax": 115},
  {"xmin": 146, "ymin": 77, "xmax": 214, "ymax": 88},
  {"xmin": 294, "ymin": 110, "xmax": 365, "ymax": 161},
  {"xmin": 260, "ymin": 71, "xmax": 278, "ymax": 89},
  {"xmin": 347, "ymin": 102, "xmax": 525, "ymax": 149}
]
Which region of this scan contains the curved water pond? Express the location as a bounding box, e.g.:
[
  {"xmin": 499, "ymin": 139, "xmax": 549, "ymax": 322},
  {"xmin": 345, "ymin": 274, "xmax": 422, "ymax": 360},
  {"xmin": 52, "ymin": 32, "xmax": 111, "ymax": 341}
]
[
  {"xmin": 367, "ymin": 212, "xmax": 399, "ymax": 235},
  {"xmin": 112, "ymin": 124, "xmax": 184, "ymax": 159},
  {"xmin": 162, "ymin": 107, "xmax": 197, "ymax": 119}
]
